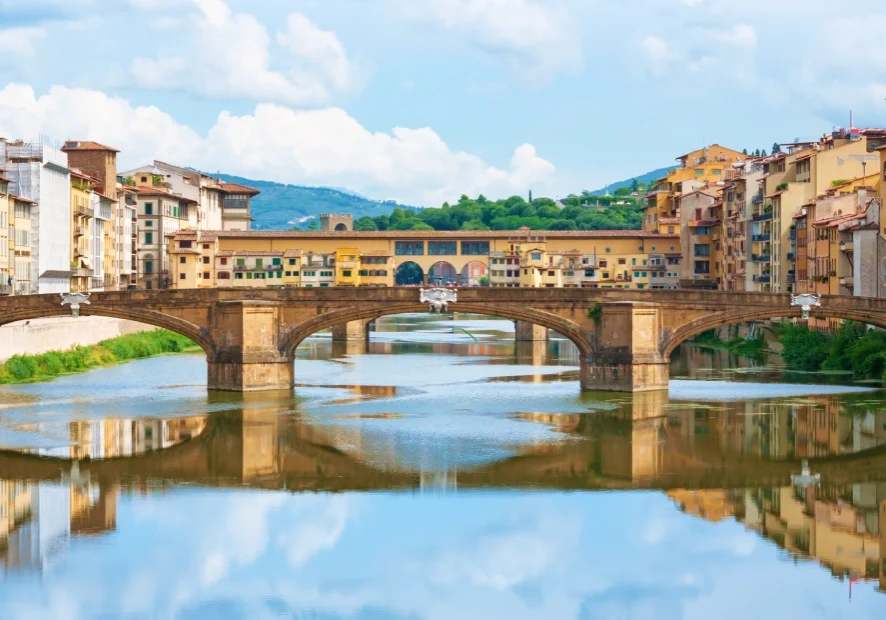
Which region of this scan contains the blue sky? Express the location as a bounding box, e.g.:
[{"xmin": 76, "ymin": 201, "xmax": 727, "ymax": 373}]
[
  {"xmin": 1, "ymin": 488, "xmax": 884, "ymax": 619},
  {"xmin": 1, "ymin": 0, "xmax": 886, "ymax": 206}
]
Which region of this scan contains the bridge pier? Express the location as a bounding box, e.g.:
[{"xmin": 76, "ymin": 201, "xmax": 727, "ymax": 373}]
[
  {"xmin": 331, "ymin": 319, "xmax": 370, "ymax": 343},
  {"xmin": 581, "ymin": 302, "xmax": 669, "ymax": 393},
  {"xmin": 207, "ymin": 301, "xmax": 293, "ymax": 392},
  {"xmin": 514, "ymin": 320, "xmax": 548, "ymax": 342}
]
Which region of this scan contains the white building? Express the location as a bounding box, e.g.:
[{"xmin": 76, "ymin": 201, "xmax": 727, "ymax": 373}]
[
  {"xmin": 0, "ymin": 137, "xmax": 71, "ymax": 293},
  {"xmin": 117, "ymin": 184, "xmax": 136, "ymax": 289}
]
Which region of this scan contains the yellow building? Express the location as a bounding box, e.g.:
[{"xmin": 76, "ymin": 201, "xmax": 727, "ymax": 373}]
[
  {"xmin": 70, "ymin": 169, "xmax": 96, "ymax": 293},
  {"xmin": 168, "ymin": 229, "xmax": 681, "ymax": 291},
  {"xmin": 645, "ymin": 144, "xmax": 746, "ymax": 236},
  {"xmin": 10, "ymin": 194, "xmax": 32, "ymax": 295}
]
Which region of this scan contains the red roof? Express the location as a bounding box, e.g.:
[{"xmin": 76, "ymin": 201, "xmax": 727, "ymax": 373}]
[
  {"xmin": 9, "ymin": 193, "xmax": 35, "ymax": 204},
  {"xmin": 61, "ymin": 140, "xmax": 120, "ymax": 153},
  {"xmin": 221, "ymin": 183, "xmax": 260, "ymax": 195},
  {"xmin": 134, "ymin": 186, "xmax": 198, "ymax": 203}
]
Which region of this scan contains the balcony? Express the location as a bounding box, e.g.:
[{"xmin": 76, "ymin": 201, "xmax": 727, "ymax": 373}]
[
  {"xmin": 753, "ymin": 274, "xmax": 771, "ymax": 284},
  {"xmin": 787, "ymin": 252, "xmax": 795, "ymax": 261},
  {"xmin": 751, "ymin": 254, "xmax": 771, "ymax": 263},
  {"xmin": 266, "ymin": 264, "xmax": 283, "ymax": 271},
  {"xmin": 73, "ymin": 225, "xmax": 86, "ymax": 237},
  {"xmin": 752, "ymin": 194, "xmax": 763, "ymax": 204},
  {"xmin": 75, "ymin": 206, "xmax": 94, "ymax": 218},
  {"xmin": 752, "ymin": 234, "xmax": 770, "ymax": 242},
  {"xmin": 789, "ymin": 229, "xmax": 796, "ymax": 240},
  {"xmin": 72, "ymin": 268, "xmax": 91, "ymax": 278},
  {"xmin": 840, "ymin": 241, "xmax": 854, "ymax": 253},
  {"xmin": 752, "ymin": 212, "xmax": 773, "ymax": 222},
  {"xmin": 233, "ymin": 265, "xmax": 249, "ymax": 271},
  {"xmin": 336, "ymin": 261, "xmax": 358, "ymax": 269},
  {"xmin": 840, "ymin": 276, "xmax": 854, "ymax": 287},
  {"xmin": 787, "ymin": 274, "xmax": 795, "ymax": 284},
  {"xmin": 74, "ymin": 248, "xmax": 87, "ymax": 258}
]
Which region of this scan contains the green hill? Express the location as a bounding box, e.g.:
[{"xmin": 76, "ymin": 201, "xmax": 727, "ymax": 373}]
[
  {"xmin": 215, "ymin": 174, "xmax": 418, "ymax": 230},
  {"xmin": 591, "ymin": 166, "xmax": 675, "ymax": 196}
]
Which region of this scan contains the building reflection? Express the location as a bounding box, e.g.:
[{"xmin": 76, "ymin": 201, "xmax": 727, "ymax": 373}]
[{"xmin": 2, "ymin": 391, "xmax": 886, "ymax": 593}]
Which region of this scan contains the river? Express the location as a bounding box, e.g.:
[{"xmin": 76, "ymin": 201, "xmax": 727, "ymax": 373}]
[{"xmin": 1, "ymin": 314, "xmax": 885, "ymax": 618}]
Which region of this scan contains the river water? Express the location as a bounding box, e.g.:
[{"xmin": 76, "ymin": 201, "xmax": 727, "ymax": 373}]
[{"xmin": 1, "ymin": 315, "xmax": 886, "ymax": 618}]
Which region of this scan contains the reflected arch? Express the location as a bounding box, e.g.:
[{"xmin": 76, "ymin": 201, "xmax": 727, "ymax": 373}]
[
  {"xmin": 661, "ymin": 307, "xmax": 886, "ymax": 359},
  {"xmin": 395, "ymin": 261, "xmax": 425, "ymax": 286}
]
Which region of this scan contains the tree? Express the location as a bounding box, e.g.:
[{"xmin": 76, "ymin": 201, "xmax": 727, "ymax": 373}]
[
  {"xmin": 630, "ymin": 178, "xmax": 639, "ymax": 193},
  {"xmin": 742, "ymin": 148, "xmax": 748, "ymax": 155},
  {"xmin": 354, "ymin": 216, "xmax": 377, "ymax": 231},
  {"xmin": 762, "ymin": 149, "xmax": 768, "ymax": 156},
  {"xmin": 305, "ymin": 219, "xmax": 319, "ymax": 231},
  {"xmin": 772, "ymin": 142, "xmax": 782, "ymax": 154}
]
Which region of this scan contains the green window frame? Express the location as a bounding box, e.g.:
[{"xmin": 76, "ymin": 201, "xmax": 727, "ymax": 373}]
[
  {"xmin": 236, "ymin": 258, "xmax": 245, "ymax": 266},
  {"xmin": 144, "ymin": 202, "xmax": 153, "ymax": 215},
  {"xmin": 272, "ymin": 258, "xmax": 281, "ymax": 265},
  {"xmin": 144, "ymin": 232, "xmax": 153, "ymax": 244},
  {"xmin": 255, "ymin": 258, "xmax": 263, "ymax": 268},
  {"xmin": 359, "ymin": 270, "xmax": 369, "ymax": 276},
  {"xmin": 342, "ymin": 270, "xmax": 352, "ymax": 277}
]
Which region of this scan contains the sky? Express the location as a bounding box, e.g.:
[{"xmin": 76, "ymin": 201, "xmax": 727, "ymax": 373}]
[{"xmin": 2, "ymin": 0, "xmax": 886, "ymax": 206}]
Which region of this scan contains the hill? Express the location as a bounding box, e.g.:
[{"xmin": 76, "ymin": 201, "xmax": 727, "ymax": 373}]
[
  {"xmin": 214, "ymin": 174, "xmax": 418, "ymax": 230},
  {"xmin": 591, "ymin": 166, "xmax": 675, "ymax": 196}
]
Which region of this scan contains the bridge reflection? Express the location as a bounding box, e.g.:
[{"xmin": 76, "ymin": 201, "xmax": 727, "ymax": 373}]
[{"xmin": 3, "ymin": 390, "xmax": 886, "ymax": 589}]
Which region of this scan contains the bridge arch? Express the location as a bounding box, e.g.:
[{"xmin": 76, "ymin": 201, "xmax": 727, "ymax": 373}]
[
  {"xmin": 0, "ymin": 305, "xmax": 217, "ymax": 358},
  {"xmin": 661, "ymin": 307, "xmax": 886, "ymax": 358},
  {"xmin": 427, "ymin": 261, "xmax": 457, "ymax": 286},
  {"xmin": 280, "ymin": 303, "xmax": 593, "ymax": 359},
  {"xmin": 395, "ymin": 261, "xmax": 425, "ymax": 286}
]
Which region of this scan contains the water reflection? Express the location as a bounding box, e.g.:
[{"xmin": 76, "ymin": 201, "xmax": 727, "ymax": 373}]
[{"xmin": 2, "ymin": 315, "xmax": 886, "ymax": 616}]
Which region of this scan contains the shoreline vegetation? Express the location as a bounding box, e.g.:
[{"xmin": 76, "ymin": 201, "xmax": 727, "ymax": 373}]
[
  {"xmin": 692, "ymin": 321, "xmax": 886, "ymax": 384},
  {"xmin": 0, "ymin": 330, "xmax": 199, "ymax": 385}
]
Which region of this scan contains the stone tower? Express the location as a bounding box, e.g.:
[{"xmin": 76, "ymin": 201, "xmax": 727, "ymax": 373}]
[{"xmin": 319, "ymin": 214, "xmax": 353, "ymax": 232}]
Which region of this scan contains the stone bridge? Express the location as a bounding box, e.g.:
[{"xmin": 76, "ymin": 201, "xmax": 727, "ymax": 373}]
[{"xmin": 3, "ymin": 288, "xmax": 886, "ymax": 392}]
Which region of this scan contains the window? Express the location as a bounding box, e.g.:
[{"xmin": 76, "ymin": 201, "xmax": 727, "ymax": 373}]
[
  {"xmin": 548, "ymin": 271, "xmax": 555, "ymax": 276},
  {"xmin": 694, "ymin": 169, "xmax": 704, "ymax": 176},
  {"xmin": 236, "ymin": 258, "xmax": 245, "ymax": 266},
  {"xmin": 291, "ymin": 271, "xmax": 299, "ymax": 277},
  {"xmin": 320, "ymin": 283, "xmax": 329, "ymax": 287},
  {"xmin": 631, "ymin": 258, "xmax": 636, "ymax": 266},
  {"xmin": 235, "ymin": 273, "xmax": 243, "ymax": 279},
  {"xmin": 144, "ymin": 202, "xmax": 153, "ymax": 215},
  {"xmin": 320, "ymin": 270, "xmax": 333, "ymax": 277},
  {"xmin": 303, "ymin": 271, "xmax": 315, "ymax": 277},
  {"xmin": 180, "ymin": 273, "xmax": 186, "ymax": 280},
  {"xmin": 140, "ymin": 176, "xmax": 148, "ymax": 184},
  {"xmin": 585, "ymin": 269, "xmax": 595, "ymax": 277},
  {"xmin": 220, "ymin": 258, "xmax": 228, "ymax": 265},
  {"xmin": 429, "ymin": 241, "xmax": 457, "ymax": 255},
  {"xmin": 712, "ymin": 169, "xmax": 722, "ymax": 176},
  {"xmin": 179, "ymin": 256, "xmax": 186, "ymax": 264},
  {"xmin": 695, "ymin": 244, "xmax": 711, "ymax": 257},
  {"xmin": 668, "ymin": 226, "xmax": 675, "ymax": 234},
  {"xmin": 531, "ymin": 253, "xmax": 542, "ymax": 260},
  {"xmin": 203, "ymin": 244, "xmax": 210, "ymax": 249},
  {"xmin": 461, "ymin": 241, "xmax": 490, "ymax": 255},
  {"xmin": 605, "ymin": 248, "xmax": 611, "ymax": 253},
  {"xmin": 203, "ymin": 257, "xmax": 210, "ymax": 264},
  {"xmin": 343, "ymin": 270, "xmax": 352, "ymax": 277},
  {"xmin": 360, "ymin": 270, "xmax": 369, "ymax": 276},
  {"xmin": 599, "ymin": 260, "xmax": 607, "ymax": 268},
  {"xmin": 395, "ymin": 241, "xmax": 424, "ymax": 255},
  {"xmin": 218, "ymin": 272, "xmax": 230, "ymax": 279},
  {"xmin": 145, "ymin": 220, "xmax": 153, "ymax": 227},
  {"xmin": 203, "ymin": 272, "xmax": 210, "ymax": 279},
  {"xmin": 602, "ymin": 272, "xmax": 610, "ymax": 279},
  {"xmin": 289, "ymin": 258, "xmax": 297, "ymax": 265},
  {"xmin": 618, "ymin": 259, "xmax": 626, "ymax": 265},
  {"xmin": 247, "ymin": 273, "xmax": 253, "ymax": 279},
  {"xmin": 180, "ymin": 240, "xmax": 193, "ymax": 248},
  {"xmin": 144, "ymin": 260, "xmax": 153, "ymax": 274},
  {"xmin": 255, "ymin": 258, "xmax": 263, "ymax": 269},
  {"xmin": 144, "ymin": 232, "xmax": 153, "ymax": 244},
  {"xmin": 272, "ymin": 258, "xmax": 281, "ymax": 265}
]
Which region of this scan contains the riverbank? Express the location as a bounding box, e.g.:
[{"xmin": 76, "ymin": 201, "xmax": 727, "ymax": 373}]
[
  {"xmin": 0, "ymin": 330, "xmax": 199, "ymax": 385},
  {"xmin": 0, "ymin": 317, "xmax": 155, "ymax": 361}
]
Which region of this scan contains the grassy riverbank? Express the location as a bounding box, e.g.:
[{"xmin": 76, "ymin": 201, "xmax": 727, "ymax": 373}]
[
  {"xmin": 779, "ymin": 322, "xmax": 886, "ymax": 383},
  {"xmin": 0, "ymin": 330, "xmax": 199, "ymax": 385},
  {"xmin": 692, "ymin": 329, "xmax": 767, "ymax": 358}
]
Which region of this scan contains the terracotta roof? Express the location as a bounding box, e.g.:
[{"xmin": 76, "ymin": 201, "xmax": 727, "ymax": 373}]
[
  {"xmin": 170, "ymin": 248, "xmax": 201, "ymax": 255},
  {"xmin": 61, "ymin": 140, "xmax": 120, "ymax": 153},
  {"xmin": 221, "ymin": 183, "xmax": 260, "ymax": 195},
  {"xmin": 361, "ymin": 250, "xmax": 393, "ymax": 256},
  {"xmin": 216, "ymin": 250, "xmax": 234, "ymax": 257},
  {"xmin": 659, "ymin": 217, "xmax": 680, "ymax": 225},
  {"xmin": 95, "ymin": 191, "xmax": 116, "ymax": 201},
  {"xmin": 134, "ymin": 186, "xmax": 198, "ymax": 203},
  {"xmin": 793, "ymin": 152, "xmax": 814, "ymax": 162},
  {"xmin": 213, "ymin": 230, "xmax": 679, "ymax": 240},
  {"xmin": 70, "ymin": 168, "xmax": 101, "ymax": 183},
  {"xmin": 10, "ymin": 193, "xmax": 35, "ymax": 204},
  {"xmin": 231, "ymin": 250, "xmax": 285, "ymax": 257},
  {"xmin": 765, "ymin": 190, "xmax": 787, "ymax": 199},
  {"xmin": 283, "ymin": 249, "xmax": 303, "ymax": 258},
  {"xmin": 689, "ymin": 220, "xmax": 718, "ymax": 227}
]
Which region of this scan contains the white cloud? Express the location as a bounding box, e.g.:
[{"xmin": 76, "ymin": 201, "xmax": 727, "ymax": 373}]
[
  {"xmin": 0, "ymin": 27, "xmax": 45, "ymax": 57},
  {"xmin": 0, "ymin": 84, "xmax": 555, "ymax": 206},
  {"xmin": 641, "ymin": 36, "xmax": 676, "ymax": 77},
  {"xmin": 130, "ymin": 0, "xmax": 359, "ymax": 106},
  {"xmin": 394, "ymin": 0, "xmax": 580, "ymax": 80}
]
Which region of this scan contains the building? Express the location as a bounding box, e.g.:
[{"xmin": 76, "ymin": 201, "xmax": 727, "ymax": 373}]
[
  {"xmin": 134, "ymin": 186, "xmax": 197, "ymax": 290},
  {"xmin": 220, "ymin": 183, "xmax": 258, "ymax": 231},
  {"xmin": 117, "ymin": 184, "xmax": 137, "ymax": 289},
  {"xmin": 10, "ymin": 194, "xmax": 33, "ymax": 295},
  {"xmin": 69, "ymin": 169, "xmax": 96, "ymax": 293},
  {"xmin": 0, "ymin": 171, "xmax": 10, "ymax": 293},
  {"xmin": 320, "ymin": 214, "xmax": 353, "ymax": 232},
  {"xmin": 1, "ymin": 137, "xmax": 72, "ymax": 294},
  {"xmin": 678, "ymin": 187, "xmax": 722, "ymax": 289},
  {"xmin": 167, "ymin": 229, "xmax": 681, "ymax": 291}
]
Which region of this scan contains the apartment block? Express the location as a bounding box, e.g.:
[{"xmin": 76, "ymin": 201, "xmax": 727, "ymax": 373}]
[{"xmin": 135, "ymin": 187, "xmax": 197, "ymax": 290}]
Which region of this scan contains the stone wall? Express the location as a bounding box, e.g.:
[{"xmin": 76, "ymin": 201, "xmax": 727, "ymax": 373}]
[{"xmin": 0, "ymin": 317, "xmax": 155, "ymax": 361}]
